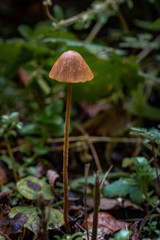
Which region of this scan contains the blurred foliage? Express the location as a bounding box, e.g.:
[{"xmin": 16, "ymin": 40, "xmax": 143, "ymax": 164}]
[
  {"xmin": 130, "ymin": 126, "xmax": 160, "ymax": 144},
  {"xmin": 0, "ymin": 112, "xmax": 22, "ymax": 138},
  {"xmin": 0, "ymin": 0, "xmax": 160, "ymax": 126}
]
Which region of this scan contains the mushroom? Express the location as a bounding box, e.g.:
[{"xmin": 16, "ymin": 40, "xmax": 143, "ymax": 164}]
[{"xmin": 49, "ymin": 50, "xmax": 94, "ymax": 233}]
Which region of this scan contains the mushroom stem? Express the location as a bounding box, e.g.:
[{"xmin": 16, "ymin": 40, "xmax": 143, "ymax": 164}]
[{"xmin": 63, "ymin": 82, "xmax": 72, "ymax": 233}]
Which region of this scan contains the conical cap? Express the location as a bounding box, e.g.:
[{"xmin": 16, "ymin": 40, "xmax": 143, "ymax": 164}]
[{"xmin": 49, "ymin": 50, "xmax": 94, "ymax": 83}]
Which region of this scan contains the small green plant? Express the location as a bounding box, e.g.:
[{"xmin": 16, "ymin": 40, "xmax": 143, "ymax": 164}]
[
  {"xmin": 102, "ymin": 156, "xmax": 160, "ymax": 213},
  {"xmin": 54, "ymin": 232, "xmax": 83, "ymax": 240},
  {"xmin": 109, "ymin": 230, "xmax": 132, "ymax": 240},
  {"xmin": 130, "ymin": 126, "xmax": 160, "ymax": 195},
  {"xmin": 130, "ymin": 126, "xmax": 160, "ymax": 144},
  {"xmin": 0, "ymin": 112, "xmax": 22, "ymax": 181},
  {"xmin": 142, "ymin": 214, "xmax": 160, "ymax": 238}
]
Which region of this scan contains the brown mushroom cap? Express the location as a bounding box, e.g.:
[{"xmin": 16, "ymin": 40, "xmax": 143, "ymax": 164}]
[{"xmin": 49, "ymin": 50, "xmax": 94, "ymax": 83}]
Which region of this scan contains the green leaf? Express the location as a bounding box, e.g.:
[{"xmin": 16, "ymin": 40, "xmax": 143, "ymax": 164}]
[
  {"xmin": 133, "ymin": 157, "xmax": 157, "ymax": 182},
  {"xmin": 21, "ymin": 123, "xmax": 41, "ymax": 135},
  {"xmin": 0, "ymin": 236, "xmax": 5, "ymax": 240},
  {"xmin": 17, "ymin": 176, "xmax": 54, "ymax": 200},
  {"xmin": 34, "ymin": 99, "xmax": 63, "ymax": 124},
  {"xmin": 53, "ymin": 4, "xmax": 64, "ymax": 21},
  {"xmin": 101, "ymin": 178, "xmax": 144, "ymax": 204},
  {"xmin": 18, "ymin": 25, "xmax": 33, "ymax": 40},
  {"xmin": 9, "ymin": 206, "xmax": 64, "ymax": 234},
  {"xmin": 112, "ymin": 230, "xmax": 133, "ymax": 240},
  {"xmin": 1, "ymin": 155, "xmax": 12, "ymax": 170},
  {"xmin": 34, "ymin": 145, "xmax": 50, "ymax": 155},
  {"xmin": 125, "ymin": 85, "xmax": 160, "ymax": 120},
  {"xmin": 122, "ymin": 157, "xmax": 134, "ymax": 168},
  {"xmin": 151, "ymin": 18, "xmax": 160, "ymax": 30},
  {"xmin": 130, "ymin": 126, "xmax": 160, "ymax": 145},
  {"xmin": 70, "ymin": 174, "xmax": 105, "ymax": 192}
]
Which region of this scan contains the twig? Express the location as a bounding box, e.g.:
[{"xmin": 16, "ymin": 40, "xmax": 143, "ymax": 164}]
[
  {"xmin": 100, "ymin": 165, "xmax": 113, "ymax": 189},
  {"xmin": 48, "ymin": 136, "xmax": 142, "ymax": 144},
  {"xmin": 139, "ymin": 200, "xmax": 160, "ymax": 232},
  {"xmin": 144, "ymin": 143, "xmax": 160, "ymax": 157},
  {"xmin": 44, "ymin": 5, "xmax": 55, "ymax": 20},
  {"xmin": 56, "ymin": 0, "xmax": 117, "ymax": 28},
  {"xmin": 118, "ymin": 11, "xmax": 128, "ymax": 31},
  {"xmin": 85, "ymin": 22, "xmax": 104, "ymax": 43},
  {"xmin": 73, "ymin": 123, "xmax": 102, "ymax": 173},
  {"xmin": 136, "ymin": 34, "xmax": 160, "ymax": 63},
  {"xmin": 0, "ymin": 136, "xmax": 144, "ymax": 155},
  {"xmin": 0, "ymin": 231, "xmax": 12, "ymax": 240}
]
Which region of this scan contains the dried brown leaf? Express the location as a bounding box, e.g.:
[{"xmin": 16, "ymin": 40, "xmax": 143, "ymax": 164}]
[
  {"xmin": 47, "ymin": 170, "xmax": 60, "ymax": 196},
  {"xmin": 83, "ymin": 211, "xmax": 129, "ymax": 237},
  {"xmin": 0, "ymin": 204, "xmax": 28, "ymax": 238}
]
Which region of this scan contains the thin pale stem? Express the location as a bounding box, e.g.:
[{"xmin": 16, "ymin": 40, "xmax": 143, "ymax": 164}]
[
  {"xmin": 5, "ymin": 136, "xmax": 18, "ymax": 182},
  {"xmin": 85, "ymin": 22, "xmax": 104, "ymax": 43},
  {"xmin": 63, "ymin": 83, "xmax": 72, "ymax": 233}
]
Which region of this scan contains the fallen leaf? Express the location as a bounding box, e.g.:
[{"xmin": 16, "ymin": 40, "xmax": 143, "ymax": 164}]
[
  {"xmin": 0, "ymin": 204, "xmax": 28, "ymax": 238},
  {"xmin": 83, "ymin": 212, "xmax": 129, "ymax": 237},
  {"xmin": 47, "ymin": 170, "xmax": 60, "ymax": 195}
]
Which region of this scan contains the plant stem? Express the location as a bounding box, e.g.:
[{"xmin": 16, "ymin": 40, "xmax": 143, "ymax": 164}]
[
  {"xmin": 91, "ymin": 172, "xmax": 100, "ymax": 240},
  {"xmin": 84, "ymin": 163, "xmax": 90, "ymax": 240},
  {"xmin": 151, "ymin": 140, "xmax": 160, "ymax": 190},
  {"xmin": 143, "ymin": 183, "xmax": 160, "ymax": 214},
  {"xmin": 63, "ymin": 83, "xmax": 72, "ymax": 233},
  {"xmin": 5, "ymin": 136, "xmax": 18, "ymax": 182}
]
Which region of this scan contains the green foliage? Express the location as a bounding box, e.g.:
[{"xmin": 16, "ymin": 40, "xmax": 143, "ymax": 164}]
[
  {"xmin": 130, "ymin": 126, "xmax": 160, "ymax": 145},
  {"xmin": 0, "ymin": 236, "xmax": 5, "ymax": 240},
  {"xmin": 0, "ymin": 21, "xmax": 144, "ymax": 107},
  {"xmin": 0, "ymin": 112, "xmax": 22, "ymax": 138},
  {"xmin": 70, "ymin": 174, "xmax": 105, "ymax": 193},
  {"xmin": 17, "ymin": 176, "xmax": 54, "ymax": 200},
  {"xmin": 53, "ymin": 4, "xmax": 64, "ymax": 21},
  {"xmin": 142, "ymin": 214, "xmax": 160, "ymax": 238},
  {"xmin": 101, "ymin": 178, "xmax": 144, "ymax": 204},
  {"xmin": 133, "ymin": 157, "xmax": 157, "ymax": 182},
  {"xmin": 109, "ymin": 230, "xmax": 133, "ymax": 240},
  {"xmin": 120, "ymin": 34, "xmax": 159, "ymax": 49},
  {"xmin": 125, "ymin": 85, "xmax": 160, "ymax": 120},
  {"xmin": 54, "ymin": 232, "xmax": 83, "ymax": 240},
  {"xmin": 102, "ymin": 156, "xmax": 159, "ymax": 205},
  {"xmin": 10, "ymin": 206, "xmax": 64, "ymax": 233}
]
